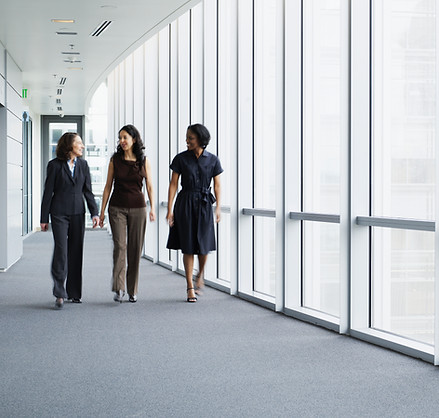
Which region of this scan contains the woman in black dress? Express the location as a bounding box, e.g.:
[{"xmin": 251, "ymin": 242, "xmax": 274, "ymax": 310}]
[{"xmin": 166, "ymin": 124, "xmax": 223, "ymax": 302}]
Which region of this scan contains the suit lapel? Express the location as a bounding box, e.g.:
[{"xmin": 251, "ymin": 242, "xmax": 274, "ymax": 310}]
[{"xmin": 74, "ymin": 159, "xmax": 81, "ymax": 182}]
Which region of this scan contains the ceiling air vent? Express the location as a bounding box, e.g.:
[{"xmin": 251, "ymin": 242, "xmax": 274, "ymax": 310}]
[
  {"xmin": 56, "ymin": 31, "xmax": 78, "ymax": 36},
  {"xmin": 56, "ymin": 98, "xmax": 61, "ymax": 104},
  {"xmin": 90, "ymin": 20, "xmax": 112, "ymax": 37},
  {"xmin": 64, "ymin": 59, "xmax": 82, "ymax": 63},
  {"xmin": 57, "ymin": 106, "xmax": 63, "ymax": 111},
  {"xmin": 59, "ymin": 77, "xmax": 67, "ymax": 85},
  {"xmin": 57, "ymin": 88, "xmax": 63, "ymax": 95}
]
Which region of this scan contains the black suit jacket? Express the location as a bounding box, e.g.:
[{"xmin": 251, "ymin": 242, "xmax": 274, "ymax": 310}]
[{"xmin": 40, "ymin": 157, "xmax": 99, "ymax": 223}]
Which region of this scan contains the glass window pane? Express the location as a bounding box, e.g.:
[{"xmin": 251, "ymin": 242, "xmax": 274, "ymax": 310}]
[
  {"xmin": 217, "ymin": 213, "xmax": 231, "ymax": 284},
  {"xmin": 303, "ymin": 221, "xmax": 340, "ymax": 316},
  {"xmin": 86, "ymin": 82, "xmax": 109, "ymax": 226},
  {"xmin": 372, "ymin": 1, "xmax": 436, "ymax": 219},
  {"xmin": 303, "ymin": 0, "xmax": 341, "ymax": 214},
  {"xmin": 254, "ymin": 217, "xmax": 276, "ymax": 296},
  {"xmin": 217, "ymin": 0, "xmax": 236, "ymax": 285},
  {"xmin": 301, "ymin": 0, "xmax": 341, "ymax": 319},
  {"xmin": 218, "ymin": 0, "xmax": 235, "ymax": 209},
  {"xmin": 254, "ymin": 0, "xmax": 281, "ymax": 208},
  {"xmin": 372, "ymin": 228, "xmax": 434, "ymax": 345}
]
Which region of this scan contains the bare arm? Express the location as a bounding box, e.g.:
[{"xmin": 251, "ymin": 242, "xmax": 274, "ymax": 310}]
[
  {"xmin": 144, "ymin": 157, "xmax": 156, "ymax": 222},
  {"xmin": 99, "ymin": 159, "xmax": 114, "ymax": 227},
  {"xmin": 166, "ymin": 171, "xmax": 180, "ymax": 227},
  {"xmin": 213, "ymin": 174, "xmax": 221, "ymax": 223}
]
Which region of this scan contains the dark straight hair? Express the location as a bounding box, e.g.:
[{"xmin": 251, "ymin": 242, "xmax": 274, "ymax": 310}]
[{"xmin": 188, "ymin": 124, "xmax": 211, "ymax": 149}]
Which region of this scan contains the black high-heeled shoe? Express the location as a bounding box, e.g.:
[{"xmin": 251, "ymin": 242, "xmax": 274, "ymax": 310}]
[
  {"xmin": 186, "ymin": 288, "xmax": 197, "ymax": 303},
  {"xmin": 55, "ymin": 298, "xmax": 64, "ymax": 309}
]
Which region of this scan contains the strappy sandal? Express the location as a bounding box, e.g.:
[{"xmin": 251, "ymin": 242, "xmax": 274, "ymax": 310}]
[{"xmin": 187, "ymin": 288, "xmax": 198, "ymax": 303}]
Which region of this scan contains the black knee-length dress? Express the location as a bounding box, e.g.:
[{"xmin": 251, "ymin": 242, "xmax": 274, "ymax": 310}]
[{"xmin": 166, "ymin": 149, "xmax": 223, "ymax": 255}]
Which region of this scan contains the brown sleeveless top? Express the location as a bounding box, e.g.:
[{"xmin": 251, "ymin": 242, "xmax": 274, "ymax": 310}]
[{"xmin": 109, "ymin": 153, "xmax": 146, "ymax": 208}]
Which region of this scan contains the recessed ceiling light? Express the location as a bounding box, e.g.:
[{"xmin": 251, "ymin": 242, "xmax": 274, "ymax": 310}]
[
  {"xmin": 52, "ymin": 19, "xmax": 75, "ymax": 23},
  {"xmin": 67, "ymin": 67, "xmax": 83, "ymax": 70},
  {"xmin": 100, "ymin": 5, "xmax": 117, "ymax": 9}
]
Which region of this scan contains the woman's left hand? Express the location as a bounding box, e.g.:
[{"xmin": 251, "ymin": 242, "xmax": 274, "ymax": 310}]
[
  {"xmin": 92, "ymin": 216, "xmax": 100, "ymax": 228},
  {"xmin": 166, "ymin": 212, "xmax": 174, "ymax": 227},
  {"xmin": 149, "ymin": 210, "xmax": 156, "ymax": 222}
]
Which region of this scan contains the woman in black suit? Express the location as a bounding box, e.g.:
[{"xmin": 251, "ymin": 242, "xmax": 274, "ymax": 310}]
[{"xmin": 40, "ymin": 132, "xmax": 99, "ymax": 309}]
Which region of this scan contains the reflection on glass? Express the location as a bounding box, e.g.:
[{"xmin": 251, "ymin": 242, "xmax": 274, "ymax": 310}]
[
  {"xmin": 372, "ymin": 228, "xmax": 434, "ymax": 345},
  {"xmin": 372, "ymin": 1, "xmax": 436, "ymax": 219},
  {"xmin": 303, "ymin": 221, "xmax": 340, "ymax": 317},
  {"xmin": 254, "ymin": 217, "xmax": 275, "ymax": 297},
  {"xmin": 371, "ymin": 1, "xmax": 436, "ymax": 345},
  {"xmin": 303, "ymin": 0, "xmax": 341, "ymax": 214}
]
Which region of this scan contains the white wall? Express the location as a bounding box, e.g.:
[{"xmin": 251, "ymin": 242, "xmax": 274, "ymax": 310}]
[
  {"xmin": 0, "ymin": 43, "xmax": 5, "ymax": 106},
  {"xmin": 0, "ymin": 49, "xmax": 23, "ymax": 271}
]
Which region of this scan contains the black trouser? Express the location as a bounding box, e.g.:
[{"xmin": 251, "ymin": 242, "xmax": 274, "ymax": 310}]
[{"xmin": 50, "ymin": 214, "xmax": 85, "ymax": 299}]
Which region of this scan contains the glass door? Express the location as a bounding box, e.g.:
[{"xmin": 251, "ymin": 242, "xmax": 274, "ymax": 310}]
[{"xmin": 41, "ymin": 115, "xmax": 83, "ymax": 171}]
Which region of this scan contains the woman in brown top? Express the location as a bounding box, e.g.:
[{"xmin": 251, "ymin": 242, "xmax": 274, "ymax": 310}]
[{"xmin": 99, "ymin": 125, "xmax": 156, "ymax": 303}]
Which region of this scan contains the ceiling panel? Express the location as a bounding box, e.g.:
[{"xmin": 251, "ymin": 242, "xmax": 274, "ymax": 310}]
[{"xmin": 0, "ymin": 0, "xmax": 199, "ymax": 115}]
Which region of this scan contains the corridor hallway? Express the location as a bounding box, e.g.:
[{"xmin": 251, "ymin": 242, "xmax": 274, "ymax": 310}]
[{"xmin": 1, "ymin": 230, "xmax": 439, "ymax": 417}]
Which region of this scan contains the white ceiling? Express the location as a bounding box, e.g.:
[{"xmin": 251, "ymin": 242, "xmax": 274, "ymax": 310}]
[{"xmin": 0, "ymin": 0, "xmax": 198, "ymax": 115}]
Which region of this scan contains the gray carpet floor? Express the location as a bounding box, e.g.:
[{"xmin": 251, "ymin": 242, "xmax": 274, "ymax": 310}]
[{"xmin": 1, "ymin": 230, "xmax": 439, "ymax": 417}]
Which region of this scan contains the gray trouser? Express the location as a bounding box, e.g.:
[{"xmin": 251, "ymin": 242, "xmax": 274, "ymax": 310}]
[{"xmin": 109, "ymin": 206, "xmax": 147, "ymax": 296}]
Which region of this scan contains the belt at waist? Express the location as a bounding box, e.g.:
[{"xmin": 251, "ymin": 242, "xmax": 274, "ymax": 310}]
[{"xmin": 181, "ymin": 187, "xmax": 216, "ymax": 204}]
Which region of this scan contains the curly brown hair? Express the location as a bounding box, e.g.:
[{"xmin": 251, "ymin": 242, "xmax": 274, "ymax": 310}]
[
  {"xmin": 115, "ymin": 124, "xmax": 145, "ymax": 164},
  {"xmin": 56, "ymin": 132, "xmax": 79, "ymax": 161}
]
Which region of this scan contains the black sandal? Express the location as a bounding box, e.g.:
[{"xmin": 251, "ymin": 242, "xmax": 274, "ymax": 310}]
[{"xmin": 187, "ymin": 288, "xmax": 197, "ymax": 303}]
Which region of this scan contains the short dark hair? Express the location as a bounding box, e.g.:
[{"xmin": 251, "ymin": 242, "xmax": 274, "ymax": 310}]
[
  {"xmin": 188, "ymin": 124, "xmax": 211, "ymax": 149},
  {"xmin": 116, "ymin": 124, "xmax": 145, "ymax": 163},
  {"xmin": 56, "ymin": 132, "xmax": 79, "ymax": 161}
]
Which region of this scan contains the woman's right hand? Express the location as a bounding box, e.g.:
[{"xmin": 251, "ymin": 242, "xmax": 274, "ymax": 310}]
[
  {"xmin": 40, "ymin": 223, "xmax": 49, "ymax": 232},
  {"xmin": 166, "ymin": 212, "xmax": 174, "ymax": 227},
  {"xmin": 99, "ymin": 214, "xmax": 105, "ymax": 228}
]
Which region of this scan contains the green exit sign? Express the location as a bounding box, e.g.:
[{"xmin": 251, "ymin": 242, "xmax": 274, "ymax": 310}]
[{"xmin": 22, "ymin": 88, "xmax": 28, "ymax": 99}]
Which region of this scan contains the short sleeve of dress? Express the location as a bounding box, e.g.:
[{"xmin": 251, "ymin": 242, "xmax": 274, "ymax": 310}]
[
  {"xmin": 170, "ymin": 154, "xmax": 182, "ymax": 174},
  {"xmin": 213, "ymin": 156, "xmax": 224, "ymax": 177}
]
